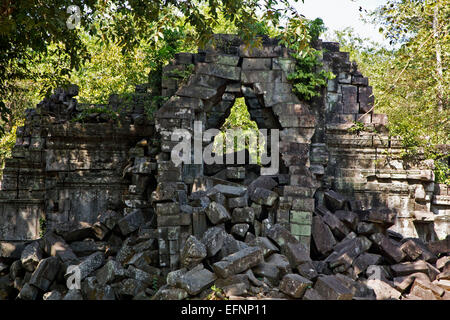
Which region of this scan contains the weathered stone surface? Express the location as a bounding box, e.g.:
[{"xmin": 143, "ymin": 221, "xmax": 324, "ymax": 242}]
[
  {"xmin": 152, "ymin": 286, "xmax": 189, "ymax": 300},
  {"xmin": 231, "ymin": 207, "xmax": 255, "ymax": 224},
  {"xmin": 283, "ymin": 242, "xmax": 311, "ymax": 268},
  {"xmin": 63, "ymin": 289, "xmax": 84, "ymax": 300},
  {"xmin": 70, "ymin": 240, "xmax": 107, "ymax": 256},
  {"xmin": 366, "ymin": 265, "xmax": 392, "ymax": 283},
  {"xmin": 117, "ymin": 209, "xmax": 151, "ymax": 235},
  {"xmin": 356, "ymin": 222, "xmax": 378, "ymax": 235},
  {"xmin": 228, "ymin": 196, "xmax": 248, "ymax": 209},
  {"xmin": 95, "ymin": 210, "xmax": 122, "ymax": 235},
  {"xmin": 247, "ymin": 176, "xmax": 278, "ymax": 196},
  {"xmin": 266, "ymin": 253, "xmax": 292, "ymax": 275},
  {"xmin": 205, "ymin": 202, "xmax": 231, "ymax": 225},
  {"xmin": 21, "ymin": 241, "xmax": 43, "ymax": 272},
  {"xmin": 222, "ymin": 282, "xmax": 248, "ymax": 297},
  {"xmin": 427, "ymin": 238, "xmax": 450, "ymax": 256},
  {"xmin": 266, "ymin": 224, "xmax": 299, "ymax": 249},
  {"xmin": 312, "ymin": 215, "xmax": 336, "ymax": 255},
  {"xmin": 177, "ymin": 266, "xmax": 217, "ymax": 295},
  {"xmin": 0, "ymin": 242, "xmax": 24, "ymax": 260},
  {"xmin": 326, "ymin": 236, "xmax": 372, "ymax": 270},
  {"xmin": 370, "ymin": 233, "xmax": 405, "ymax": 263},
  {"xmin": 156, "ymin": 202, "xmax": 180, "ymax": 216},
  {"xmin": 314, "ymin": 275, "xmax": 353, "ymax": 300},
  {"xmin": 352, "ymin": 253, "xmax": 382, "ymax": 276},
  {"xmin": 68, "ymin": 252, "xmax": 105, "ymax": 281},
  {"xmin": 357, "ymin": 209, "xmax": 396, "ymax": 228},
  {"xmin": 17, "ymin": 283, "xmax": 39, "ymax": 300},
  {"xmin": 250, "ymin": 187, "xmax": 278, "ymax": 206},
  {"xmin": 56, "ymin": 221, "xmax": 95, "ymax": 242},
  {"xmin": 297, "ymin": 262, "xmax": 319, "ymax": 281},
  {"xmin": 322, "ymin": 211, "xmax": 350, "ymax": 239},
  {"xmin": 334, "ymin": 210, "xmax": 359, "ymax": 230},
  {"xmin": 43, "ymin": 232, "xmax": 79, "ymax": 266},
  {"xmin": 126, "ymin": 252, "xmax": 160, "ymax": 276},
  {"xmin": 201, "ymin": 227, "xmax": 226, "ymax": 257},
  {"xmin": 226, "ymin": 166, "xmax": 246, "ymax": 180},
  {"xmin": 127, "ymin": 266, "xmax": 157, "ymax": 286},
  {"xmin": 208, "ymin": 184, "xmax": 247, "ymax": 197},
  {"xmin": 29, "ymin": 257, "xmax": 61, "ymax": 291},
  {"xmin": 219, "ymin": 233, "xmax": 248, "ymax": 259},
  {"xmin": 9, "ymin": 260, "xmax": 24, "ymax": 280},
  {"xmin": 335, "ymin": 273, "xmax": 375, "ymax": 299},
  {"xmin": 365, "ymin": 279, "xmax": 401, "ymax": 300},
  {"xmin": 113, "ymin": 278, "xmax": 146, "ymax": 298},
  {"xmin": 436, "ymin": 256, "xmax": 450, "ymax": 270},
  {"xmin": 213, "ymin": 247, "xmax": 264, "ymax": 278},
  {"xmin": 252, "ymin": 262, "xmax": 281, "ymax": 283},
  {"xmin": 279, "ymin": 274, "xmax": 312, "ymax": 298},
  {"xmin": 400, "ymin": 239, "xmax": 436, "ymax": 262},
  {"xmin": 324, "ymin": 190, "xmax": 347, "ymax": 211},
  {"xmin": 248, "ymin": 237, "xmax": 279, "ymax": 258},
  {"xmin": 390, "ymin": 260, "xmax": 429, "ymax": 277},
  {"xmin": 82, "ymin": 276, "xmax": 116, "ymax": 300},
  {"xmin": 241, "ymin": 58, "xmax": 272, "ymax": 70},
  {"xmin": 180, "ymin": 235, "xmax": 207, "ymax": 269},
  {"xmin": 231, "ymin": 224, "xmax": 250, "ymax": 238},
  {"xmin": 302, "ymin": 288, "xmax": 324, "ymax": 300},
  {"xmin": 96, "ymin": 260, "xmax": 126, "ymax": 285},
  {"xmin": 196, "ymin": 63, "xmax": 241, "ymax": 81}
]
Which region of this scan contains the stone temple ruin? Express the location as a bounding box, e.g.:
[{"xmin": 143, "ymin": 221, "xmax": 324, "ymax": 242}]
[{"xmin": 0, "ymin": 35, "xmax": 448, "ymax": 300}]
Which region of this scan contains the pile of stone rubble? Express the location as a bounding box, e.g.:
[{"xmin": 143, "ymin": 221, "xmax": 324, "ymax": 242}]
[{"xmin": 0, "ymin": 174, "xmax": 448, "ymax": 300}]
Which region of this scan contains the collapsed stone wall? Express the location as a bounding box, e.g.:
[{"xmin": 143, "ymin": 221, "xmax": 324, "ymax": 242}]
[
  {"xmin": 0, "ymin": 85, "xmax": 156, "ymax": 240},
  {"xmin": 0, "ymin": 34, "xmax": 448, "ymax": 270},
  {"xmin": 314, "ymin": 41, "xmax": 449, "ymax": 242}
]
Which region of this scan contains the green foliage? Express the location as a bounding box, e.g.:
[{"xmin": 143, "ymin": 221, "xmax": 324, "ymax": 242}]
[
  {"xmin": 279, "ymin": 18, "xmax": 335, "ymax": 101},
  {"xmin": 0, "ymin": 0, "xmax": 305, "ymax": 132},
  {"xmin": 287, "ymin": 50, "xmax": 335, "ymax": 101},
  {"xmin": 329, "ymin": 0, "xmax": 449, "ymax": 183},
  {"xmin": 435, "ymin": 159, "xmax": 450, "ymax": 185},
  {"xmin": 214, "ymin": 98, "xmax": 263, "ymax": 163},
  {"xmin": 71, "ymin": 105, "xmax": 119, "ymax": 123},
  {"xmin": 348, "ymin": 121, "xmax": 366, "ymax": 135},
  {"xmin": 39, "ymin": 215, "xmax": 47, "ymax": 238},
  {"xmin": 0, "ymin": 123, "xmax": 21, "ymax": 178},
  {"xmin": 206, "ymin": 285, "xmax": 228, "ymax": 300}
]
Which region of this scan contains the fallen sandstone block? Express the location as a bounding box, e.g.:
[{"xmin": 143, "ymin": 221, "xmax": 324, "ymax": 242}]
[
  {"xmin": 201, "ymin": 227, "xmax": 227, "ymax": 257},
  {"xmin": 266, "ymin": 224, "xmax": 299, "ymax": 249},
  {"xmin": 324, "ymin": 190, "xmax": 347, "ymax": 212},
  {"xmin": 117, "ymin": 209, "xmax": 152, "ymax": 235},
  {"xmin": 180, "ymin": 235, "xmax": 207, "ymax": 269},
  {"xmin": 250, "ymin": 187, "xmax": 279, "ymax": 206},
  {"xmin": 29, "ymin": 256, "xmax": 61, "ymax": 291},
  {"xmin": 96, "ymin": 259, "xmax": 127, "ymax": 286},
  {"xmin": 370, "ymin": 233, "xmax": 405, "ymax": 263},
  {"xmin": 365, "ymin": 279, "xmax": 401, "ymax": 300},
  {"xmin": 390, "ymin": 260, "xmax": 429, "ymax": 277},
  {"xmin": 177, "ymin": 265, "xmax": 217, "ymax": 296},
  {"xmin": 206, "ymin": 201, "xmax": 231, "ymax": 225},
  {"xmin": 43, "ymin": 232, "xmax": 79, "ymax": 266},
  {"xmin": 212, "ymin": 247, "xmax": 264, "ymax": 278},
  {"xmin": 311, "ymin": 215, "xmax": 336, "ymax": 256},
  {"xmin": 400, "ymin": 239, "xmax": 436, "ymax": 262},
  {"xmin": 21, "ymin": 241, "xmax": 43, "ymax": 272},
  {"xmin": 279, "ymin": 274, "xmax": 312, "ymax": 299},
  {"xmin": 314, "ymin": 275, "xmax": 353, "ymax": 300}
]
